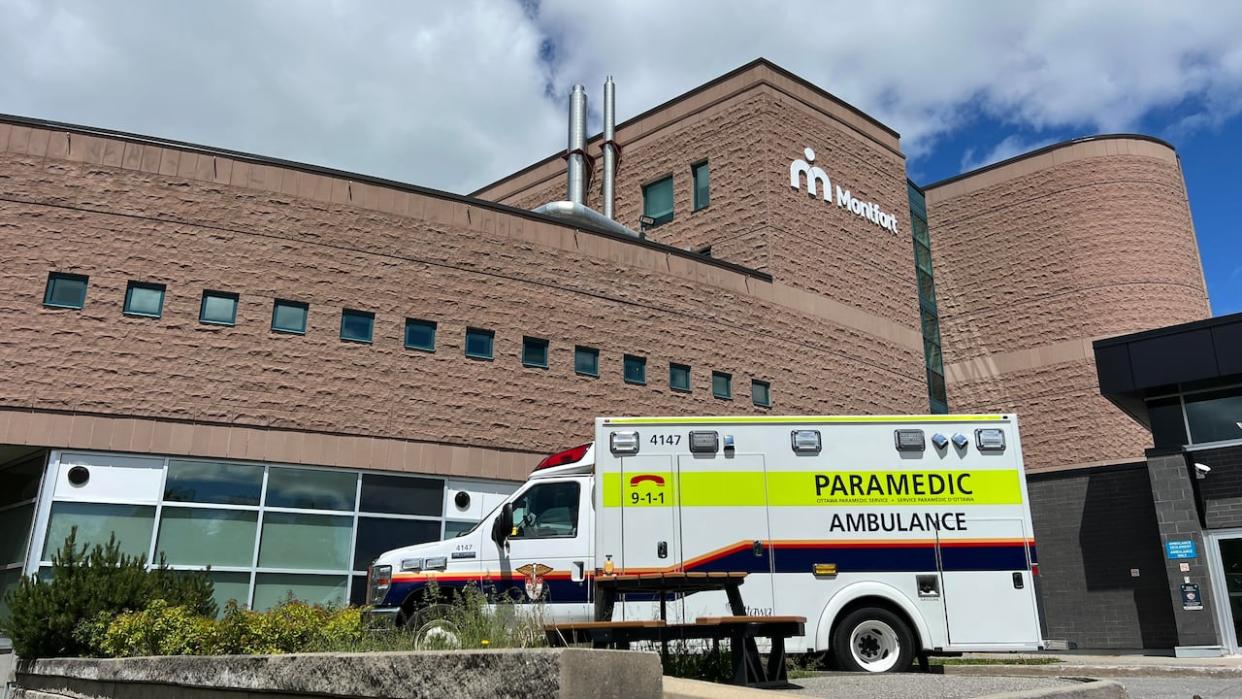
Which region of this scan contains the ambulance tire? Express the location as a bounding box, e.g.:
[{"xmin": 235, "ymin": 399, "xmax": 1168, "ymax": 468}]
[
  {"xmin": 405, "ymin": 603, "xmax": 461, "ymax": 650},
  {"xmin": 831, "ymin": 606, "xmax": 915, "ymax": 673}
]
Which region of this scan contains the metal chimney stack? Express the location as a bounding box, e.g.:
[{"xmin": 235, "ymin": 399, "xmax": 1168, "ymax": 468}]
[
  {"xmin": 602, "ymin": 76, "xmax": 617, "ymax": 219},
  {"xmin": 566, "ymin": 84, "xmax": 588, "ymax": 206}
]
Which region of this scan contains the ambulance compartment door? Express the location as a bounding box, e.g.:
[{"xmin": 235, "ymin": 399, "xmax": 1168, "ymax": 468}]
[
  {"xmin": 677, "ymin": 452, "xmax": 774, "ymax": 621},
  {"xmin": 619, "ymin": 455, "xmax": 681, "ymax": 621},
  {"xmin": 941, "ymin": 518, "xmax": 1040, "ymax": 645}
]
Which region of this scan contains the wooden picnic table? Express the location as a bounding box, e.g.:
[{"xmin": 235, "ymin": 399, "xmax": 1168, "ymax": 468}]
[{"xmin": 544, "ymin": 571, "xmax": 803, "ymax": 687}]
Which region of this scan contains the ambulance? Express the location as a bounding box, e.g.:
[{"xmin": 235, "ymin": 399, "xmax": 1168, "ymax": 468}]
[{"xmin": 366, "ymin": 415, "xmax": 1044, "ymax": 672}]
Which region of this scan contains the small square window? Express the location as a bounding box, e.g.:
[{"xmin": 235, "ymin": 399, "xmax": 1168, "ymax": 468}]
[
  {"xmin": 465, "ymin": 328, "xmax": 494, "ymax": 360},
  {"xmin": 575, "ymin": 346, "xmax": 599, "ymax": 377},
  {"xmin": 642, "ymin": 176, "xmax": 674, "ymax": 227},
  {"xmin": 624, "ymin": 355, "xmax": 647, "ymax": 385},
  {"xmin": 340, "ymin": 309, "xmax": 374, "ymax": 343},
  {"xmin": 522, "ymin": 336, "xmax": 549, "ymax": 368},
  {"xmin": 43, "ymin": 272, "xmax": 88, "ymax": 309},
  {"xmin": 199, "ymin": 290, "xmax": 238, "ymax": 326},
  {"xmin": 123, "ymin": 281, "xmax": 166, "ymax": 318},
  {"xmin": 271, "ymin": 299, "xmax": 308, "ymax": 334},
  {"xmin": 669, "ymin": 363, "xmax": 691, "ymax": 393},
  {"xmin": 751, "ymin": 379, "xmax": 771, "ymax": 407},
  {"xmin": 405, "ymin": 318, "xmax": 436, "ymax": 352},
  {"xmin": 712, "ymin": 371, "xmax": 732, "ymax": 400},
  {"xmin": 692, "ymin": 161, "xmax": 709, "ymax": 211}
]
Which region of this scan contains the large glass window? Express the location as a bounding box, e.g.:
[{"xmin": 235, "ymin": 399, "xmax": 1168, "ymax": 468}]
[
  {"xmin": 205, "ymin": 571, "xmax": 251, "ymax": 613},
  {"xmin": 0, "ymin": 504, "xmax": 34, "ymax": 566},
  {"xmin": 359, "ymin": 474, "xmax": 442, "ymax": 516},
  {"xmin": 253, "ymin": 573, "xmax": 347, "ymax": 611},
  {"xmin": 511, "ymin": 482, "xmax": 580, "ymax": 539},
  {"xmin": 643, "ymin": 176, "xmax": 674, "ymax": 226},
  {"xmin": 575, "ymin": 346, "xmax": 599, "ymax": 377},
  {"xmin": 405, "ymin": 318, "xmax": 436, "ymax": 352},
  {"xmin": 1185, "ymin": 390, "xmax": 1242, "ymax": 444},
  {"xmin": 623, "ymin": 355, "xmax": 647, "ymax": 385},
  {"xmin": 265, "ymin": 467, "xmax": 356, "ymax": 511},
  {"xmin": 199, "ymin": 291, "xmax": 239, "ymax": 326},
  {"xmin": 271, "ymin": 299, "xmax": 309, "ymax": 334},
  {"xmin": 43, "ymin": 272, "xmax": 88, "ymax": 309},
  {"xmin": 692, "ymin": 161, "xmax": 709, "ymax": 211},
  {"xmin": 123, "ymin": 282, "xmax": 166, "ymax": 318},
  {"xmin": 465, "ymin": 328, "xmax": 495, "ymax": 360},
  {"xmin": 258, "ymin": 512, "xmax": 352, "ymax": 571},
  {"xmin": 42, "ymin": 502, "xmax": 155, "ymax": 560},
  {"xmin": 353, "ymin": 518, "xmax": 440, "ymax": 570},
  {"xmin": 156, "ymin": 508, "xmax": 258, "ymax": 567},
  {"xmin": 164, "ymin": 460, "xmax": 263, "ymax": 506},
  {"xmin": 909, "ymin": 183, "xmax": 947, "ymax": 413}
]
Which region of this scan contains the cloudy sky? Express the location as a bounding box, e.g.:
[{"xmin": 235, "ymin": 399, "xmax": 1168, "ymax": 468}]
[{"xmin": 3, "ymin": 0, "xmax": 1240, "ymax": 313}]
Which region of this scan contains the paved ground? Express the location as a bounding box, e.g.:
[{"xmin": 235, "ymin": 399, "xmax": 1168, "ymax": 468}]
[
  {"xmin": 1115, "ymin": 676, "xmax": 1242, "ymax": 698},
  {"xmin": 787, "ymin": 673, "xmax": 1083, "ymax": 698}
]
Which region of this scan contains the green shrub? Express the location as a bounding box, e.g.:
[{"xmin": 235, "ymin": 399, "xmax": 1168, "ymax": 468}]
[
  {"xmin": 210, "ymin": 598, "xmax": 364, "ymax": 655},
  {"xmin": 92, "ymin": 600, "xmax": 216, "ymax": 657},
  {"xmin": 0, "ymin": 529, "xmax": 215, "ymax": 659}
]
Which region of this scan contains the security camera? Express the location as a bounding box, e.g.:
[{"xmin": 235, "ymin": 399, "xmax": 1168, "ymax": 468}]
[{"xmin": 1195, "ymin": 463, "xmax": 1211, "ymax": 479}]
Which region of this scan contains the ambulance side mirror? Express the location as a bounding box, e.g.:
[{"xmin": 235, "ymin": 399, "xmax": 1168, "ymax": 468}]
[{"xmin": 492, "ymin": 503, "xmax": 514, "ymax": 548}]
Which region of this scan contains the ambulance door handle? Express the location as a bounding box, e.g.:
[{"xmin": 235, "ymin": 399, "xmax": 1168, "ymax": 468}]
[
  {"xmin": 657, "ymin": 541, "xmax": 668, "ymax": 559},
  {"xmin": 1012, "ymin": 572, "xmax": 1024, "ymax": 589},
  {"xmin": 571, "ymin": 561, "xmax": 585, "ymax": 582}
]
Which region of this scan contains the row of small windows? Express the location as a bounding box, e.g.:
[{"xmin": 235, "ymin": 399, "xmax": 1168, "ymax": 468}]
[
  {"xmin": 42, "ymin": 272, "xmax": 773, "ymax": 406},
  {"xmin": 641, "ymin": 160, "xmax": 709, "ymax": 228}
]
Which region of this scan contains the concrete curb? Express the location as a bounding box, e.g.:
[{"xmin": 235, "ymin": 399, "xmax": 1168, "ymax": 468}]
[
  {"xmin": 662, "ymin": 676, "xmax": 770, "ymax": 698},
  {"xmin": 944, "ymin": 663, "xmax": 1242, "ymax": 679}
]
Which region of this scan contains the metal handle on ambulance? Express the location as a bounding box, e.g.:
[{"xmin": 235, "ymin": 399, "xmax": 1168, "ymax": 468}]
[
  {"xmin": 1012, "ymin": 572, "xmax": 1024, "ymax": 589},
  {"xmin": 572, "ymin": 561, "xmax": 585, "ymax": 582},
  {"xmin": 657, "ymin": 541, "xmax": 668, "ymax": 559}
]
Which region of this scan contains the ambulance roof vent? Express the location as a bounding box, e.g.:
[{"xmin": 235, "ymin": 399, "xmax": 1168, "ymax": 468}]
[{"xmin": 791, "ymin": 430, "xmax": 821, "ymax": 454}]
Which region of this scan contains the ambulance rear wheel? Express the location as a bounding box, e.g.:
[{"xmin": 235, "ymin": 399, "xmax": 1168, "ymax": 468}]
[
  {"xmin": 405, "ymin": 604, "xmax": 461, "ymax": 650},
  {"xmin": 832, "ymin": 607, "xmax": 914, "ymax": 673}
]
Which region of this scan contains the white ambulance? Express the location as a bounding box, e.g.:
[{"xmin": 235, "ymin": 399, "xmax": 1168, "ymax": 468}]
[{"xmin": 367, "ymin": 415, "xmax": 1044, "ymax": 672}]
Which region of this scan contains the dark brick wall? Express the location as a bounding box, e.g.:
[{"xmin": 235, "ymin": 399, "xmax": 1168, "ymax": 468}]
[
  {"xmin": 1194, "ymin": 446, "xmax": 1242, "ymax": 529},
  {"xmin": 1029, "ymin": 463, "xmax": 1178, "ymax": 648}
]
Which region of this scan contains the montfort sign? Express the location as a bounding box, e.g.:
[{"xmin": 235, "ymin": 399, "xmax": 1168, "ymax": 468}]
[{"xmin": 790, "ymin": 147, "xmax": 900, "ymax": 234}]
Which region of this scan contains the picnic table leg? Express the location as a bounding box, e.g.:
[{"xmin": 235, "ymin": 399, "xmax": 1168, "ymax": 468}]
[
  {"xmin": 725, "ymin": 583, "xmax": 746, "ymax": 616},
  {"xmin": 659, "ymin": 591, "xmax": 669, "ymax": 668},
  {"xmin": 594, "ymin": 586, "xmax": 616, "ymax": 621},
  {"xmin": 730, "ymin": 628, "xmax": 746, "ymax": 685},
  {"xmin": 766, "ymin": 635, "xmax": 787, "ymax": 683}
]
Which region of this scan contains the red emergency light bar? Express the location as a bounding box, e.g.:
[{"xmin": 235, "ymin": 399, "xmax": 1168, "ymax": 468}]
[{"xmin": 535, "ymin": 443, "xmax": 591, "ymax": 471}]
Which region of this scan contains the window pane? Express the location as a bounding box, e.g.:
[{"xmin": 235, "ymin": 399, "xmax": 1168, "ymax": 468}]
[
  {"xmin": 511, "ymin": 482, "xmax": 580, "ymax": 539},
  {"xmin": 200, "ymin": 291, "xmax": 238, "ymax": 325},
  {"xmin": 405, "ymin": 319, "xmax": 436, "ymax": 351},
  {"xmin": 523, "ymin": 337, "xmax": 549, "ymax": 367},
  {"xmin": 252, "ymin": 573, "xmax": 346, "ymax": 610},
  {"xmin": 44, "ymin": 273, "xmax": 88, "ymax": 309},
  {"xmin": 258, "ymin": 512, "xmax": 352, "ymax": 571},
  {"xmin": 0, "ymin": 455, "xmax": 44, "ymax": 507},
  {"xmin": 0, "ymin": 503, "xmax": 34, "ymax": 565},
  {"xmin": 42, "ymin": 502, "xmax": 155, "ymax": 560},
  {"xmin": 623, "ymin": 355, "xmax": 646, "ymax": 385},
  {"xmin": 124, "ymin": 283, "xmax": 165, "ymax": 317},
  {"xmin": 444, "ymin": 520, "xmax": 477, "ymax": 539},
  {"xmin": 1148, "ymin": 396, "xmax": 1188, "ymax": 449},
  {"xmin": 0, "ymin": 567, "xmax": 24, "ymax": 621},
  {"xmin": 927, "ymin": 369, "xmax": 947, "ymax": 404},
  {"xmin": 914, "ymin": 240, "xmax": 933, "ymax": 274},
  {"xmin": 1185, "ymin": 390, "xmax": 1242, "ymax": 444},
  {"xmin": 575, "ymin": 346, "xmax": 599, "ymax": 376},
  {"xmin": 205, "ymin": 571, "xmax": 251, "ymax": 615},
  {"xmin": 693, "ymin": 162, "xmax": 709, "ymax": 210},
  {"xmin": 360, "ymin": 474, "xmax": 442, "ymax": 516},
  {"xmin": 265, "ymin": 467, "xmax": 356, "ymax": 511},
  {"xmin": 465, "ymin": 328, "xmax": 494, "ymax": 359},
  {"xmin": 643, "ymin": 176, "xmax": 674, "ymax": 224},
  {"xmin": 156, "ymin": 508, "xmax": 258, "ymax": 567},
  {"xmin": 349, "ymin": 574, "xmax": 368, "ymax": 606},
  {"xmin": 670, "ymin": 364, "xmax": 691, "ymax": 392},
  {"xmin": 272, "ymin": 300, "xmax": 308, "ymax": 334},
  {"xmin": 353, "ymin": 517, "xmax": 441, "ymax": 570},
  {"xmin": 751, "ymin": 380, "xmax": 771, "ymax": 407},
  {"xmin": 164, "ymin": 460, "xmax": 263, "ymax": 505},
  {"xmin": 340, "ymin": 309, "xmax": 374, "ymax": 343},
  {"xmin": 712, "ymin": 372, "xmax": 732, "ymax": 399}
]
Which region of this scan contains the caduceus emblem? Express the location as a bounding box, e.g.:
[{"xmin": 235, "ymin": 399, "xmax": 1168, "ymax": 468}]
[{"xmin": 515, "ymin": 563, "xmax": 553, "ymax": 601}]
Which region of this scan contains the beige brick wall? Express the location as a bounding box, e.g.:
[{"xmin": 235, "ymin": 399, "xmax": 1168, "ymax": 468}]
[
  {"xmin": 0, "ymin": 92, "xmax": 924, "ymax": 480},
  {"xmin": 927, "ymin": 139, "xmax": 1210, "ymax": 471}
]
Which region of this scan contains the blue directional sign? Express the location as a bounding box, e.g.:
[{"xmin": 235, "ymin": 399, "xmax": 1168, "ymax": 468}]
[{"xmin": 1166, "ymin": 540, "xmax": 1198, "ymax": 560}]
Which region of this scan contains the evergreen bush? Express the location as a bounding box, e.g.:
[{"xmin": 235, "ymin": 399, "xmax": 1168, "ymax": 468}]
[{"xmin": 0, "ymin": 529, "xmax": 215, "ymax": 658}]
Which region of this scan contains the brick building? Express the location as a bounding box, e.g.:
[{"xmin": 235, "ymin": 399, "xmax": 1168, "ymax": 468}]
[{"xmin": 0, "ymin": 59, "xmax": 1225, "ymax": 651}]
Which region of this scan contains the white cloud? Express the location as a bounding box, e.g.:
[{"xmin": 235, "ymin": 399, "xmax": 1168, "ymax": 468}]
[
  {"xmin": 958, "ymin": 135, "xmax": 1059, "ymax": 174},
  {"xmin": 1, "ymin": 1, "xmax": 1240, "ymax": 192}
]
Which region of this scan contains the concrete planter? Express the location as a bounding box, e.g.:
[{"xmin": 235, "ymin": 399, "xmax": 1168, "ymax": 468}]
[{"xmin": 13, "ymin": 648, "xmax": 662, "ymax": 699}]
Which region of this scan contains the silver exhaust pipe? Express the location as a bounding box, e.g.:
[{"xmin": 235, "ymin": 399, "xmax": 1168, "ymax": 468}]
[
  {"xmin": 567, "ymin": 84, "xmax": 588, "ymax": 206},
  {"xmin": 602, "ymin": 76, "xmax": 617, "ymax": 219}
]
